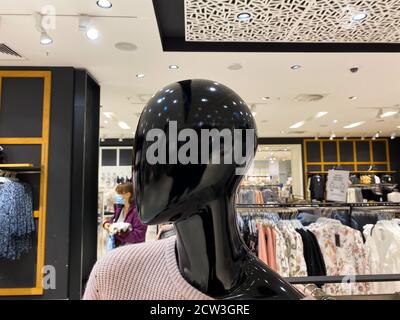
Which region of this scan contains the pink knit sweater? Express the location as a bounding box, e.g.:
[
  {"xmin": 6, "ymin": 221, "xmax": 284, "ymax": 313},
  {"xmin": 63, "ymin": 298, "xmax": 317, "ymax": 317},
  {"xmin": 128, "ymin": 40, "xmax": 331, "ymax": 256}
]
[{"xmin": 83, "ymin": 236, "xmax": 213, "ymax": 300}]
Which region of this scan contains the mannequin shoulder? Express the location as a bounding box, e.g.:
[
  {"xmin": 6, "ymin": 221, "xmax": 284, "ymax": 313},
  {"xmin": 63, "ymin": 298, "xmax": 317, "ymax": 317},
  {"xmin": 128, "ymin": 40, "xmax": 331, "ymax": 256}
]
[
  {"xmin": 85, "ymin": 239, "xmax": 174, "ymax": 299},
  {"xmin": 97, "ymin": 239, "xmax": 170, "ymax": 273}
]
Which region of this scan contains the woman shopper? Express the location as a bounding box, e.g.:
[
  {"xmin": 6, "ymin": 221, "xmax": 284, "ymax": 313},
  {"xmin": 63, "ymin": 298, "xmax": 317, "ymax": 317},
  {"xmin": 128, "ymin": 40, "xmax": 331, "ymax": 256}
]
[{"xmin": 103, "ymin": 182, "xmax": 147, "ymax": 247}]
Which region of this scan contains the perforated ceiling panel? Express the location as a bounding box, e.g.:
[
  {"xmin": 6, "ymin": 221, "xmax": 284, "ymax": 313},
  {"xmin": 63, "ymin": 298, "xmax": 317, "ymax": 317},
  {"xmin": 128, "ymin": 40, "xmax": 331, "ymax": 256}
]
[{"xmin": 185, "ymin": 0, "xmax": 400, "ymax": 43}]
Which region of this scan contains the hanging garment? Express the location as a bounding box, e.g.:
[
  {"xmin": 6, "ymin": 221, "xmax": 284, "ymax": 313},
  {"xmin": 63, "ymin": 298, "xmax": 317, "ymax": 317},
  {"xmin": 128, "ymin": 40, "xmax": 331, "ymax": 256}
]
[
  {"xmin": 277, "ymin": 221, "xmax": 307, "ymax": 277},
  {"xmin": 308, "ymin": 218, "xmax": 371, "ymax": 295},
  {"xmin": 296, "ymin": 228, "xmax": 327, "ymax": 277},
  {"xmin": 272, "ymin": 224, "xmax": 290, "ymax": 276},
  {"xmin": 0, "ymin": 181, "xmax": 35, "ymax": 260},
  {"xmin": 363, "ymin": 220, "xmax": 400, "ymax": 294},
  {"xmin": 388, "ymin": 192, "xmax": 400, "ymax": 203},
  {"xmin": 309, "ymin": 175, "xmax": 325, "ymax": 201}
]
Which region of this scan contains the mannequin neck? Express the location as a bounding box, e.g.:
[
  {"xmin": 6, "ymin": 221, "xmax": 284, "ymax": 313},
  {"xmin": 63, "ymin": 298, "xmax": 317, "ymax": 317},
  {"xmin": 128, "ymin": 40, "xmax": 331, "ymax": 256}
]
[{"xmin": 174, "ymin": 195, "xmax": 245, "ymax": 298}]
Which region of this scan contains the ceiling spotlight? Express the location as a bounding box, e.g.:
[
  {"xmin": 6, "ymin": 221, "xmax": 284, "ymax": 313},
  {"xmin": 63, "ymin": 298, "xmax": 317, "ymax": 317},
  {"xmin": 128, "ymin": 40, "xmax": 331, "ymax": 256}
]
[
  {"xmin": 169, "ymin": 65, "xmax": 179, "ymax": 70},
  {"xmin": 315, "ymin": 111, "xmax": 328, "ymax": 118},
  {"xmin": 289, "ymin": 121, "xmax": 305, "ymax": 129},
  {"xmin": 40, "ymin": 31, "xmax": 53, "ymax": 45},
  {"xmin": 391, "ymin": 133, "xmax": 396, "ymax": 140},
  {"xmin": 97, "ymin": 0, "xmax": 112, "ymax": 9},
  {"xmin": 374, "ymin": 132, "xmax": 380, "ymax": 138},
  {"xmin": 86, "ymin": 27, "xmax": 100, "ymax": 40},
  {"xmin": 262, "ymin": 96, "xmax": 270, "ymax": 101},
  {"xmin": 361, "ymin": 136, "xmax": 365, "ymax": 140},
  {"xmin": 343, "ymin": 136, "xmax": 348, "ymax": 140},
  {"xmin": 118, "ymin": 121, "xmax": 131, "ymax": 130},
  {"xmin": 381, "ymin": 111, "xmax": 398, "ymax": 118},
  {"xmin": 343, "ymin": 121, "xmax": 365, "ymax": 129},
  {"xmin": 314, "ymin": 136, "xmax": 319, "ymax": 140},
  {"xmin": 118, "ymin": 137, "xmax": 123, "ymax": 142},
  {"xmin": 352, "ymin": 12, "xmax": 368, "ymax": 22},
  {"xmin": 103, "ymin": 112, "xmax": 113, "ymax": 119},
  {"xmin": 291, "ymin": 65, "xmax": 301, "ymax": 70},
  {"xmin": 349, "ymin": 96, "xmax": 358, "ymax": 100},
  {"xmin": 333, "ymin": 120, "xmax": 338, "ymax": 124},
  {"xmin": 79, "ymin": 15, "xmax": 100, "ymax": 40},
  {"xmin": 136, "ymin": 73, "xmax": 145, "ymax": 79},
  {"xmin": 104, "ymin": 120, "xmax": 108, "ymax": 124},
  {"xmin": 100, "ymin": 137, "xmax": 105, "ymax": 142},
  {"xmin": 237, "ymin": 12, "xmax": 251, "ymax": 21}
]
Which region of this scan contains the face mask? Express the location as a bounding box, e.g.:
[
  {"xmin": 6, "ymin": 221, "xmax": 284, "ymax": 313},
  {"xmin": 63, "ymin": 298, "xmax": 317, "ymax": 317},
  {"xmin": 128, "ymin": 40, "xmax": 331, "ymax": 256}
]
[{"xmin": 115, "ymin": 194, "xmax": 124, "ymax": 205}]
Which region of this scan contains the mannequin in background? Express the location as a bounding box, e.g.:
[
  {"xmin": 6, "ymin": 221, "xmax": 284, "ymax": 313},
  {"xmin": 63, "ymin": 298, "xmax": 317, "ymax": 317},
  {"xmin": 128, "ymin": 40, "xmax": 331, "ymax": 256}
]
[
  {"xmin": 103, "ymin": 182, "xmax": 147, "ymax": 247},
  {"xmin": 84, "ymin": 80, "xmax": 303, "ymax": 300}
]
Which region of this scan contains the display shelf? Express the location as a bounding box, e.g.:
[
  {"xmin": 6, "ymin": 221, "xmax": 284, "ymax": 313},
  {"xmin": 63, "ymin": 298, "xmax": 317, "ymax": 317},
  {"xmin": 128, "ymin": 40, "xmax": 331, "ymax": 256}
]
[
  {"xmin": 0, "ymin": 163, "xmax": 41, "ymax": 172},
  {"xmin": 307, "ymin": 170, "xmax": 396, "ymax": 175}
]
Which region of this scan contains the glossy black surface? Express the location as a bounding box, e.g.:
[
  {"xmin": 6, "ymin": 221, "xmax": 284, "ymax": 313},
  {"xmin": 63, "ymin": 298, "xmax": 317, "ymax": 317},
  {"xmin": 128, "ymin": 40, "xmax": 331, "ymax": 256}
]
[{"xmin": 133, "ymin": 79, "xmax": 303, "ymax": 299}]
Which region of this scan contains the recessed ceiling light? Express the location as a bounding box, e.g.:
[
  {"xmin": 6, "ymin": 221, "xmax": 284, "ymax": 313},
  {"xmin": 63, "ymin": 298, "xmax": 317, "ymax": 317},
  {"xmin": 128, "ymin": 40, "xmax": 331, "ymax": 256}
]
[
  {"xmin": 349, "ymin": 96, "xmax": 358, "ymax": 100},
  {"xmin": 343, "ymin": 121, "xmax": 365, "ymax": 129},
  {"xmin": 118, "ymin": 121, "xmax": 131, "ymax": 130},
  {"xmin": 86, "ymin": 27, "xmax": 100, "ymax": 40},
  {"xmin": 104, "ymin": 120, "xmax": 108, "ymax": 124},
  {"xmin": 381, "ymin": 111, "xmax": 398, "ymax": 118},
  {"xmin": 291, "ymin": 65, "xmax": 301, "ymax": 70},
  {"xmin": 397, "ymin": 125, "xmax": 400, "ymax": 129},
  {"xmin": 115, "ymin": 42, "xmax": 137, "ymax": 51},
  {"xmin": 97, "ymin": 0, "xmax": 112, "ymax": 8},
  {"xmin": 262, "ymin": 97, "xmax": 270, "ymax": 101},
  {"xmin": 169, "ymin": 65, "xmax": 179, "ymax": 70},
  {"xmin": 290, "ymin": 121, "xmax": 305, "ymax": 129},
  {"xmin": 315, "ymin": 111, "xmax": 328, "ymax": 118},
  {"xmin": 333, "ymin": 120, "xmax": 338, "ymax": 124},
  {"xmin": 103, "ymin": 112, "xmax": 113, "ymax": 119},
  {"xmin": 40, "ymin": 32, "xmax": 53, "ymax": 45},
  {"xmin": 237, "ymin": 12, "xmax": 251, "ymax": 21},
  {"xmin": 352, "ymin": 12, "xmax": 368, "ymax": 22},
  {"xmin": 136, "ymin": 73, "xmax": 145, "ymax": 79}
]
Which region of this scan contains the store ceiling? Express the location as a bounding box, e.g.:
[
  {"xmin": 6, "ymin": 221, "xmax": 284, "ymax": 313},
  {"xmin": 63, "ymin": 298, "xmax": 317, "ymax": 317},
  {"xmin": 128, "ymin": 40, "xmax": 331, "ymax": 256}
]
[{"xmin": 1, "ymin": 0, "xmax": 400, "ymax": 139}]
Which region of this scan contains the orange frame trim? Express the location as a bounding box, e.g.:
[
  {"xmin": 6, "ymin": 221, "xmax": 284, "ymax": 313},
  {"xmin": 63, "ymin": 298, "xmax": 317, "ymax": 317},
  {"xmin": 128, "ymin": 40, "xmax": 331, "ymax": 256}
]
[{"xmin": 0, "ymin": 70, "xmax": 51, "ymax": 296}]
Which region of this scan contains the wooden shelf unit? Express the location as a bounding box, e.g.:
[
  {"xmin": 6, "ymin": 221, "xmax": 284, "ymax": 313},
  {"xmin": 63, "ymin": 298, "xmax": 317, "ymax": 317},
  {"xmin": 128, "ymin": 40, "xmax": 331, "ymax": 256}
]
[{"xmin": 0, "ymin": 70, "xmax": 51, "ymax": 297}]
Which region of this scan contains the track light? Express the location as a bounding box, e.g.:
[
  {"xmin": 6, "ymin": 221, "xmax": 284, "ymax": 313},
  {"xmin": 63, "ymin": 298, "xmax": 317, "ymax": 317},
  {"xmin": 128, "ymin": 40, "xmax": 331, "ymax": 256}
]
[
  {"xmin": 35, "ymin": 13, "xmax": 54, "ymax": 45},
  {"xmin": 40, "ymin": 31, "xmax": 53, "ymax": 45},
  {"xmin": 391, "ymin": 133, "xmax": 396, "ymax": 140},
  {"xmin": 79, "ymin": 15, "xmax": 100, "ymax": 40}
]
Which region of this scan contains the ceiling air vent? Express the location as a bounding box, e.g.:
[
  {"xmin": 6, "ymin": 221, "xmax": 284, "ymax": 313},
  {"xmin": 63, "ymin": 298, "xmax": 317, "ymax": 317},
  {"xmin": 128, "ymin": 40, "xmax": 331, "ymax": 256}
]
[
  {"xmin": 0, "ymin": 44, "xmax": 24, "ymax": 61},
  {"xmin": 294, "ymin": 94, "xmax": 325, "ymax": 102}
]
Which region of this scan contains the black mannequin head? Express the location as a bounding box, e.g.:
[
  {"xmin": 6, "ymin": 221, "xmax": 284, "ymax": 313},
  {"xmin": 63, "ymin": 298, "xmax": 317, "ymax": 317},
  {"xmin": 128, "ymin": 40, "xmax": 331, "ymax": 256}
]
[{"xmin": 133, "ymin": 79, "xmax": 257, "ymax": 224}]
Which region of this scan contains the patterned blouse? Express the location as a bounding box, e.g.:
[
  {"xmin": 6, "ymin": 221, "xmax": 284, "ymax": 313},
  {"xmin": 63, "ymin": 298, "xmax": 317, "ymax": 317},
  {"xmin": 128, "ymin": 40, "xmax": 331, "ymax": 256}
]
[{"xmin": 308, "ymin": 218, "xmax": 371, "ymax": 295}]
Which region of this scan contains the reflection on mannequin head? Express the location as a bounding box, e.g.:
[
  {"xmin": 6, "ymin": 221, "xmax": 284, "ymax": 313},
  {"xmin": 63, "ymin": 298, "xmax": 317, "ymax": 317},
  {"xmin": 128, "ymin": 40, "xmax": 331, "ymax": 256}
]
[{"xmin": 133, "ymin": 79, "xmax": 257, "ymax": 225}]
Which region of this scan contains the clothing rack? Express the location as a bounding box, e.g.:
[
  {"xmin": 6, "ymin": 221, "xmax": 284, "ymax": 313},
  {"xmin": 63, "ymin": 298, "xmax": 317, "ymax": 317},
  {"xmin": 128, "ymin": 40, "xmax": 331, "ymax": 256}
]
[
  {"xmin": 285, "ymin": 274, "xmax": 400, "ymax": 285},
  {"xmin": 238, "ymin": 202, "xmax": 400, "ymax": 293},
  {"xmin": 236, "ymin": 202, "xmax": 400, "ymax": 209}
]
